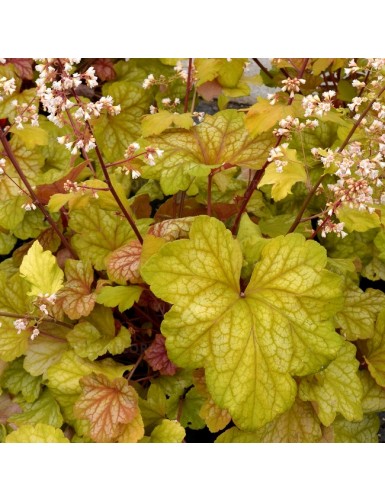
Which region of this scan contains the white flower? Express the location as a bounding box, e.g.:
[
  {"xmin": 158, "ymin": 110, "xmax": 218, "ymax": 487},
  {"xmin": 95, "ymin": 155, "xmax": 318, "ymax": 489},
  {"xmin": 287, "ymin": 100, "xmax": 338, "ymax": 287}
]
[
  {"xmin": 14, "ymin": 318, "xmax": 28, "ymax": 334},
  {"xmin": 131, "ymin": 170, "xmax": 141, "ymax": 179},
  {"xmin": 31, "ymin": 328, "xmax": 40, "ymax": 341}
]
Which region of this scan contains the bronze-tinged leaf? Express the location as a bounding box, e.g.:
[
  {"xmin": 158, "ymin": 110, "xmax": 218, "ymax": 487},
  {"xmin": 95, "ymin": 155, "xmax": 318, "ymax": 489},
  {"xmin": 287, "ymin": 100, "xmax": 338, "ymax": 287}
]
[
  {"xmin": 74, "ymin": 373, "xmax": 139, "ymax": 443},
  {"xmin": 149, "ymin": 217, "xmax": 194, "ymax": 242},
  {"xmin": 154, "ymin": 196, "xmax": 206, "ymax": 221},
  {"xmin": 0, "ymin": 393, "xmax": 22, "ymax": 424},
  {"xmin": 144, "ymin": 334, "xmax": 177, "ymax": 376},
  {"xmin": 35, "ymin": 161, "xmax": 89, "ymax": 205},
  {"xmin": 56, "ymin": 260, "xmax": 96, "ymax": 320},
  {"xmin": 130, "ymin": 194, "xmax": 152, "ymax": 219},
  {"xmin": 106, "ymin": 240, "xmax": 142, "ymax": 284},
  {"xmin": 6, "ymin": 59, "xmax": 34, "ymax": 80},
  {"xmin": 197, "ymin": 80, "xmax": 222, "ymax": 101},
  {"xmin": 93, "ymin": 59, "xmax": 116, "ymax": 81}
]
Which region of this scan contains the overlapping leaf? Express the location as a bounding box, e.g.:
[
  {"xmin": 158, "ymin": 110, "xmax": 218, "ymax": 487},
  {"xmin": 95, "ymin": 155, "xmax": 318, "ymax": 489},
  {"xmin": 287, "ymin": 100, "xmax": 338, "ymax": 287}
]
[
  {"xmin": 299, "ymin": 342, "xmax": 363, "ymax": 426},
  {"xmin": 74, "ymin": 373, "xmax": 139, "ymax": 443},
  {"xmin": 142, "ymin": 215, "xmax": 343, "ymax": 430},
  {"xmin": 57, "ymin": 259, "xmax": 96, "ymax": 320},
  {"xmin": 5, "ymin": 423, "xmax": 69, "ymax": 443},
  {"xmin": 362, "ymin": 309, "xmax": 385, "ymax": 387},
  {"xmin": 142, "ymin": 110, "xmax": 274, "ymax": 195},
  {"xmin": 335, "ymin": 286, "xmax": 385, "ymax": 340},
  {"xmin": 0, "ymin": 357, "xmax": 42, "ymax": 403},
  {"xmin": 9, "ymin": 389, "xmax": 63, "ymax": 428},
  {"xmin": 216, "ymin": 399, "xmax": 322, "ymax": 443}
]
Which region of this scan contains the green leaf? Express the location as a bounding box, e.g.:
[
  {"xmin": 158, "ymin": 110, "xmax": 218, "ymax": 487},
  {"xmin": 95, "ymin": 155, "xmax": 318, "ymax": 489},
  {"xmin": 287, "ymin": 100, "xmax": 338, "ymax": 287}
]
[
  {"xmin": 46, "ymin": 350, "xmax": 129, "ymax": 395},
  {"xmin": 12, "ymin": 124, "xmax": 48, "ymax": 149},
  {"xmin": 237, "ymin": 214, "xmax": 268, "ymax": 278},
  {"xmin": 9, "ymin": 389, "xmax": 63, "ymax": 428},
  {"xmin": 139, "ymin": 383, "xmax": 167, "ymax": 429},
  {"xmin": 330, "ymin": 414, "xmax": 380, "ymax": 443},
  {"xmin": 67, "ymin": 305, "xmax": 132, "ymax": 360},
  {"xmin": 1, "ymin": 357, "xmax": 42, "ymax": 402},
  {"xmin": 19, "ymin": 240, "xmax": 64, "ymax": 296},
  {"xmin": 363, "ymin": 309, "xmax": 385, "ymax": 387},
  {"xmin": 24, "ymin": 334, "xmax": 69, "ymax": 377},
  {"xmin": 142, "ymin": 215, "xmax": 343, "ymax": 430},
  {"xmin": 0, "ymin": 195, "xmax": 27, "ymax": 231},
  {"xmin": 299, "ymin": 342, "xmax": 363, "ymax": 426},
  {"xmin": 142, "ymin": 110, "xmax": 274, "ymax": 195},
  {"xmin": 93, "ymin": 81, "xmax": 151, "ymax": 163},
  {"xmin": 5, "ymin": 423, "xmax": 69, "ymax": 443},
  {"xmin": 58, "ymin": 260, "xmax": 96, "ymax": 320},
  {"xmin": 245, "ymin": 97, "xmax": 304, "ymax": 137},
  {"xmin": 142, "ymin": 111, "xmax": 194, "ymax": 137},
  {"xmin": 259, "ymin": 148, "xmax": 307, "ymax": 201},
  {"xmin": 147, "ymin": 419, "xmax": 186, "ymax": 443},
  {"xmin": 337, "ymin": 207, "xmax": 381, "ymax": 232},
  {"xmin": 0, "ymin": 231, "xmax": 16, "ymax": 256},
  {"xmin": 359, "ymin": 370, "xmax": 385, "ymax": 413},
  {"xmin": 96, "ymin": 285, "xmax": 142, "ymax": 312},
  {"xmin": 215, "ymin": 399, "xmax": 322, "ymax": 443},
  {"xmin": 0, "ymin": 317, "xmax": 31, "ymax": 362},
  {"xmin": 0, "ymin": 268, "xmax": 31, "ymax": 314},
  {"xmin": 166, "ymin": 387, "xmax": 206, "ymax": 430},
  {"xmin": 335, "ymin": 287, "xmax": 385, "ymax": 340},
  {"xmin": 69, "ymin": 204, "xmax": 147, "ymax": 271}
]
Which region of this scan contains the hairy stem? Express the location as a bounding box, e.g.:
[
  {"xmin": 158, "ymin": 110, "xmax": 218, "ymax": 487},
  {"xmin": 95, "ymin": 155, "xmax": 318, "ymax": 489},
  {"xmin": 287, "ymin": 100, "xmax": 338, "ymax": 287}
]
[
  {"xmin": 0, "ymin": 128, "xmax": 77, "ymax": 258},
  {"xmin": 0, "ymin": 311, "xmax": 73, "ymax": 329},
  {"xmin": 252, "ymin": 58, "xmax": 273, "ymax": 79},
  {"xmin": 184, "ymin": 58, "xmax": 193, "ymax": 113}
]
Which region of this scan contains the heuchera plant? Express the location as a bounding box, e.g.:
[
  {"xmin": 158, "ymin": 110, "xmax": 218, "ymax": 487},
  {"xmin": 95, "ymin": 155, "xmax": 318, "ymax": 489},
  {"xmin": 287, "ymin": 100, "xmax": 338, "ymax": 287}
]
[{"xmin": 0, "ymin": 57, "xmax": 385, "ymax": 443}]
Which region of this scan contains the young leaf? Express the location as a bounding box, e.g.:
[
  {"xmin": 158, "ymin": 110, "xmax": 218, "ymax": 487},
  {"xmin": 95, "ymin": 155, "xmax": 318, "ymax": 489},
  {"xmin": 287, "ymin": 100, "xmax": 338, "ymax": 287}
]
[
  {"xmin": 5, "ymin": 423, "xmax": 69, "ymax": 443},
  {"xmin": 299, "ymin": 342, "xmax": 363, "ymax": 426},
  {"xmin": 74, "ymin": 373, "xmax": 139, "ymax": 443},
  {"xmin": 19, "ymin": 240, "xmax": 64, "ymax": 297},
  {"xmin": 139, "ymin": 383, "xmax": 167, "ymax": 429},
  {"xmin": 142, "ymin": 215, "xmax": 343, "ymax": 430}
]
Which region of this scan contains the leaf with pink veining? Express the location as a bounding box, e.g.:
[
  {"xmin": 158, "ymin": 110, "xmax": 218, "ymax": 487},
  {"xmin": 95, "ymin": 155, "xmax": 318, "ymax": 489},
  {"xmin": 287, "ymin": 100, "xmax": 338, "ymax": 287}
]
[
  {"xmin": 106, "ymin": 240, "xmax": 142, "ymax": 284},
  {"xmin": 144, "ymin": 334, "xmax": 177, "ymax": 376}
]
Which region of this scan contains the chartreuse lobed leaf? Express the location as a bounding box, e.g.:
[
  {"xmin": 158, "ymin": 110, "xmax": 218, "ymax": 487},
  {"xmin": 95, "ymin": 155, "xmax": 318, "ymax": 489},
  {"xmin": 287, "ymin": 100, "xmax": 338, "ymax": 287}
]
[
  {"xmin": 166, "ymin": 387, "xmax": 206, "ymax": 430},
  {"xmin": 19, "ymin": 240, "xmax": 64, "ymax": 297},
  {"xmin": 0, "ymin": 357, "xmax": 42, "ymax": 403},
  {"xmin": 362, "ymin": 309, "xmax": 385, "ymax": 387},
  {"xmin": 299, "ymin": 341, "xmax": 363, "ymax": 426},
  {"xmin": 141, "ymin": 215, "xmax": 343, "ymax": 430},
  {"xmin": 46, "ymin": 350, "xmax": 129, "ymax": 395},
  {"xmin": 337, "ymin": 206, "xmax": 381, "ymax": 232},
  {"xmin": 236, "ymin": 214, "xmax": 268, "ymax": 279},
  {"xmin": 142, "ymin": 110, "xmax": 193, "ymax": 137},
  {"xmin": 327, "ymin": 414, "xmax": 380, "ymax": 443},
  {"xmin": 142, "ymin": 110, "xmax": 274, "ymax": 195},
  {"xmin": 69, "ymin": 204, "xmax": 150, "ymax": 270},
  {"xmin": 96, "ymin": 285, "xmax": 142, "ymax": 312},
  {"xmin": 215, "ymin": 399, "xmax": 322, "ymax": 443},
  {"xmin": 9, "ymin": 389, "xmax": 63, "ymax": 428},
  {"xmin": 258, "ymin": 148, "xmax": 307, "ymax": 201},
  {"xmin": 116, "ymin": 411, "xmax": 145, "ymax": 443},
  {"xmin": 335, "ymin": 286, "xmax": 385, "ymax": 341},
  {"xmin": 67, "ymin": 305, "xmax": 132, "ymax": 360},
  {"xmin": 93, "ymin": 80, "xmax": 152, "ymax": 163},
  {"xmin": 139, "ymin": 383, "xmax": 167, "ymax": 430},
  {"xmin": 0, "ymin": 231, "xmax": 16, "ymax": 256},
  {"xmin": 359, "ymin": 370, "xmax": 385, "ymax": 413},
  {"xmin": 0, "ymin": 317, "xmax": 31, "ymax": 362},
  {"xmin": 144, "ymin": 419, "xmax": 186, "ymax": 443},
  {"xmin": 5, "ymin": 423, "xmax": 69, "ymax": 443},
  {"xmin": 74, "ymin": 373, "xmax": 139, "ymax": 443},
  {"xmin": 23, "ymin": 325, "xmax": 69, "ymax": 377}
]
